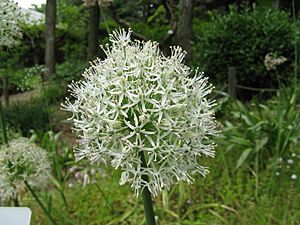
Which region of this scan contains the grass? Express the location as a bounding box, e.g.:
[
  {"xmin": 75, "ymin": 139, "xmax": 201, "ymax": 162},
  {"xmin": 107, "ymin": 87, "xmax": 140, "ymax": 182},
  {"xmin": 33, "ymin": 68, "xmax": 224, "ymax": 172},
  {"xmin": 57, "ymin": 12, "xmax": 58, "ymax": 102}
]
[{"xmin": 21, "ymin": 140, "xmax": 300, "ymax": 225}]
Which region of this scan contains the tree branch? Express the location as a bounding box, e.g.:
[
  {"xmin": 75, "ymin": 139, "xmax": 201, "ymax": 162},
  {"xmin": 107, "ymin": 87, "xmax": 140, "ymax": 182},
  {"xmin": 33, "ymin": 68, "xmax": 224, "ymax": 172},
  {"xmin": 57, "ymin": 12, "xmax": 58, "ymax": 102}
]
[
  {"xmin": 161, "ymin": 0, "xmax": 177, "ymax": 51},
  {"xmin": 109, "ymin": 5, "xmax": 148, "ymax": 41}
]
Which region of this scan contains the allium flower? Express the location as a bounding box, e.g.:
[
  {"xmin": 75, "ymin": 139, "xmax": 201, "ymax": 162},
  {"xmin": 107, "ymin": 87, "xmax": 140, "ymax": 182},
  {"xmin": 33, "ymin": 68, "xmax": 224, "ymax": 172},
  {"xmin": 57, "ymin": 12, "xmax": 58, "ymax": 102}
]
[
  {"xmin": 0, "ymin": 138, "xmax": 51, "ymax": 201},
  {"xmin": 0, "ymin": 0, "xmax": 22, "ymax": 48},
  {"xmin": 264, "ymin": 53, "xmax": 287, "ymax": 71},
  {"xmin": 62, "ymin": 29, "xmax": 218, "ymax": 197},
  {"xmin": 291, "ymin": 174, "xmax": 297, "ymax": 180}
]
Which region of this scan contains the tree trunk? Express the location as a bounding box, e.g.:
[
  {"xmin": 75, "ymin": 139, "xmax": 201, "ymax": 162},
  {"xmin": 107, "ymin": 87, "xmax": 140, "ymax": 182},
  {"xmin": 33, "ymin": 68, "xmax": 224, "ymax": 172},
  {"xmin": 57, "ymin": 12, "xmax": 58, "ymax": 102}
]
[
  {"xmin": 177, "ymin": 0, "xmax": 193, "ymax": 61},
  {"xmin": 271, "ymin": 0, "xmax": 299, "ymax": 16},
  {"xmin": 45, "ymin": 0, "xmax": 56, "ymax": 78},
  {"xmin": 272, "ymin": 0, "xmax": 280, "ymax": 9},
  {"xmin": 228, "ymin": 66, "xmax": 237, "ymax": 99},
  {"xmin": 87, "ymin": 1, "xmax": 100, "ymax": 61},
  {"xmin": 161, "ymin": 0, "xmax": 176, "ymax": 56}
]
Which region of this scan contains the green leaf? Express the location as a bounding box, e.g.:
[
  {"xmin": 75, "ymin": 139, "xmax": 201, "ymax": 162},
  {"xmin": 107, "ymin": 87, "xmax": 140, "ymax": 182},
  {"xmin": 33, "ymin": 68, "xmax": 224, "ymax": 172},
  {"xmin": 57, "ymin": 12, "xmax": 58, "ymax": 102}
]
[
  {"xmin": 255, "ymin": 137, "xmax": 268, "ymax": 152},
  {"xmin": 147, "ymin": 5, "xmax": 166, "ymax": 23},
  {"xmin": 231, "ymin": 136, "xmax": 252, "ymax": 146},
  {"xmin": 236, "ymin": 148, "xmax": 252, "ymax": 169}
]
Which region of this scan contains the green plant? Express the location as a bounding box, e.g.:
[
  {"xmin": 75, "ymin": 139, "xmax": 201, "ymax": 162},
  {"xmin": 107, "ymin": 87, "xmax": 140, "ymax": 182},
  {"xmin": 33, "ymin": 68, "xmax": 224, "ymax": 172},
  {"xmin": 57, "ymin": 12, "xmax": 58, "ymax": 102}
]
[
  {"xmin": 42, "ymin": 82, "xmax": 68, "ymax": 103},
  {"xmin": 193, "ymin": 8, "xmax": 300, "ymax": 90},
  {"xmin": 32, "ymin": 130, "xmax": 75, "ymax": 214},
  {"xmin": 220, "ymin": 88, "xmax": 300, "ymax": 170},
  {"xmin": 18, "ymin": 65, "xmax": 45, "ymax": 91},
  {"xmin": 42, "ymin": 60, "xmax": 86, "ymax": 103},
  {"xmin": 52, "ymin": 60, "xmax": 86, "ymax": 85},
  {"xmin": 3, "ymin": 98, "xmax": 51, "ymax": 136},
  {"xmin": 32, "ymin": 131, "xmax": 74, "ymax": 183},
  {"xmin": 0, "ymin": 69, "xmax": 27, "ymax": 94}
]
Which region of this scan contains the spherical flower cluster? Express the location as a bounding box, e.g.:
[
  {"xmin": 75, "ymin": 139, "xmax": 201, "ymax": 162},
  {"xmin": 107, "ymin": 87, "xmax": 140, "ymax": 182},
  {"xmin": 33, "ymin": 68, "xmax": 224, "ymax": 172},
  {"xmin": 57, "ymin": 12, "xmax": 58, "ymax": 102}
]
[
  {"xmin": 0, "ymin": 0, "xmax": 22, "ymax": 48},
  {"xmin": 62, "ymin": 29, "xmax": 218, "ymax": 197},
  {"xmin": 0, "ymin": 138, "xmax": 51, "ymax": 201},
  {"xmin": 264, "ymin": 53, "xmax": 287, "ymax": 71}
]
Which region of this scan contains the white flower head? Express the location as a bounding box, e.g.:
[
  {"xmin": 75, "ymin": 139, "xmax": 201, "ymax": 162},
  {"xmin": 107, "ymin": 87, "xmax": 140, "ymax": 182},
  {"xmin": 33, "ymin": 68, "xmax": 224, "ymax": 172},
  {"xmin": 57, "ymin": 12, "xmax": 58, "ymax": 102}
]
[
  {"xmin": 62, "ymin": 29, "xmax": 218, "ymax": 197},
  {"xmin": 264, "ymin": 53, "xmax": 287, "ymax": 71},
  {"xmin": 0, "ymin": 138, "xmax": 51, "ymax": 201},
  {"xmin": 0, "ymin": 0, "xmax": 22, "ymax": 48}
]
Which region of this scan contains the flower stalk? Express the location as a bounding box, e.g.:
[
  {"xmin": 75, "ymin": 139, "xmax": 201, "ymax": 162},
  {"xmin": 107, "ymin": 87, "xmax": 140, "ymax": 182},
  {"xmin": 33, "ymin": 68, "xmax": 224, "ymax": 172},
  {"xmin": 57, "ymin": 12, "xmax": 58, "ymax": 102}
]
[
  {"xmin": 13, "ymin": 194, "xmax": 19, "ymax": 207},
  {"xmin": 0, "ymin": 102, "xmax": 8, "ymax": 145},
  {"xmin": 140, "ymin": 151, "xmax": 156, "ymax": 225},
  {"xmin": 24, "ymin": 181, "xmax": 58, "ymax": 225}
]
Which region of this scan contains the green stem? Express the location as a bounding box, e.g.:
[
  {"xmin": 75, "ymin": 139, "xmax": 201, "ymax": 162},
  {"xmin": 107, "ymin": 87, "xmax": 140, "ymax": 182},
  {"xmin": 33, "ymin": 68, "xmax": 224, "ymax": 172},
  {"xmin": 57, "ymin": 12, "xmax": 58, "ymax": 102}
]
[
  {"xmin": 0, "ymin": 101, "xmax": 8, "ymax": 145},
  {"xmin": 24, "ymin": 181, "xmax": 58, "ymax": 225},
  {"xmin": 255, "ymin": 151, "xmax": 259, "ymax": 200},
  {"xmin": 13, "ymin": 194, "xmax": 19, "ymax": 207},
  {"xmin": 275, "ymin": 69, "xmax": 282, "ymax": 88},
  {"xmin": 42, "ymin": 82, "xmax": 53, "ymax": 132},
  {"xmin": 139, "ymin": 151, "xmax": 156, "ymax": 225}
]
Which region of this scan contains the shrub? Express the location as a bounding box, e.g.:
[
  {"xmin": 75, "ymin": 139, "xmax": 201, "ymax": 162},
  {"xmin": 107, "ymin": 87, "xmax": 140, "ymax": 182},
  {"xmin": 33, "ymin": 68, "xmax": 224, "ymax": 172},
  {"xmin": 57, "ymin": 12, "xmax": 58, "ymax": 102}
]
[
  {"xmin": 0, "ymin": 69, "xmax": 25, "ymax": 94},
  {"xmin": 3, "ymin": 98, "xmax": 50, "ymax": 136},
  {"xmin": 193, "ymin": 8, "xmax": 299, "ymax": 90},
  {"xmin": 42, "ymin": 82, "xmax": 67, "ymax": 104},
  {"xmin": 52, "ymin": 60, "xmax": 86, "ymax": 84},
  {"xmin": 42, "ymin": 60, "xmax": 86, "ymax": 103}
]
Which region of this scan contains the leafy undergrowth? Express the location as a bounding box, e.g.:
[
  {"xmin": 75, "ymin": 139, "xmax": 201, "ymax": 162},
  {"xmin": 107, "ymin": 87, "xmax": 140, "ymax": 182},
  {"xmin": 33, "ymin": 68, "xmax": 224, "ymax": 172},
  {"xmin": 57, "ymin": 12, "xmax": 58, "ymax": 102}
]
[
  {"xmin": 22, "ymin": 146, "xmax": 300, "ymax": 225},
  {"xmin": 4, "ymin": 87, "xmax": 300, "ymax": 225},
  {"xmin": 13, "ymin": 88, "xmax": 300, "ymax": 225}
]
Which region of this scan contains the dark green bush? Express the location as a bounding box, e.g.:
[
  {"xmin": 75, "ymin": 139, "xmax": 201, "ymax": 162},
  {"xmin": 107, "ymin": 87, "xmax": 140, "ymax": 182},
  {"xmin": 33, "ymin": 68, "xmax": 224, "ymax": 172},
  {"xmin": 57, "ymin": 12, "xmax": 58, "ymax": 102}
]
[
  {"xmin": 3, "ymin": 98, "xmax": 50, "ymax": 136},
  {"xmin": 52, "ymin": 60, "xmax": 86, "ymax": 84},
  {"xmin": 193, "ymin": 8, "xmax": 299, "ymax": 89},
  {"xmin": 42, "ymin": 82, "xmax": 68, "ymax": 104},
  {"xmin": 0, "ymin": 69, "xmax": 25, "ymax": 94},
  {"xmin": 42, "ymin": 60, "xmax": 86, "ymax": 103}
]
